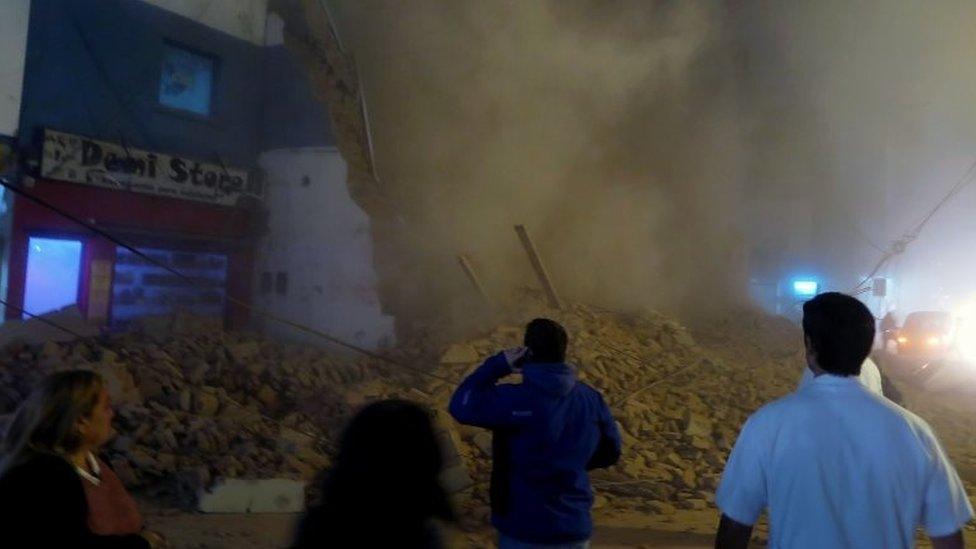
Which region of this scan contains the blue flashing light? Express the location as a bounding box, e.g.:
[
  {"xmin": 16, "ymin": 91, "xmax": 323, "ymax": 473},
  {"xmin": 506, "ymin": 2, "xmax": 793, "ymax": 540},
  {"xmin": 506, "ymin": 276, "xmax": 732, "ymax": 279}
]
[{"xmin": 792, "ymin": 279, "xmax": 819, "ymax": 298}]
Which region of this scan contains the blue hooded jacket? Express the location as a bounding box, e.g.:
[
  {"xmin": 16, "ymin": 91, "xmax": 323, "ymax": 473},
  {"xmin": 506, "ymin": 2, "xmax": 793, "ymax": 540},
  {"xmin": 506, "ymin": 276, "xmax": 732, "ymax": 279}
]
[{"xmin": 449, "ymin": 353, "xmax": 622, "ymax": 544}]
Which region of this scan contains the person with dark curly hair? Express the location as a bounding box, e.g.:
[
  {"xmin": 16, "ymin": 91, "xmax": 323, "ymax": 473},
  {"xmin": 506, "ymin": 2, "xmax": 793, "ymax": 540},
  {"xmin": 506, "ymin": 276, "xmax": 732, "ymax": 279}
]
[{"xmin": 292, "ymin": 399, "xmax": 454, "ymax": 548}]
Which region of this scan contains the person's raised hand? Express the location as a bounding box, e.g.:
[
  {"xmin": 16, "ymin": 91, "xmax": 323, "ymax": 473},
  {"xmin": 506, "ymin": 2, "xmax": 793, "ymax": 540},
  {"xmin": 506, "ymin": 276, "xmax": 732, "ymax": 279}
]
[{"xmin": 502, "ymin": 347, "xmax": 529, "ymax": 372}]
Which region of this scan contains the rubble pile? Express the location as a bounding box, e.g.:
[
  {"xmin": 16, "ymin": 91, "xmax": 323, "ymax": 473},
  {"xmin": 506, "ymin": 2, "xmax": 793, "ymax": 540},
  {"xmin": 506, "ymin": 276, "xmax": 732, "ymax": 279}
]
[
  {"xmin": 0, "ymin": 298, "xmax": 805, "ymax": 516},
  {"xmin": 0, "ymin": 316, "xmax": 407, "ymax": 504},
  {"xmin": 409, "ymin": 299, "xmax": 805, "ymax": 516}
]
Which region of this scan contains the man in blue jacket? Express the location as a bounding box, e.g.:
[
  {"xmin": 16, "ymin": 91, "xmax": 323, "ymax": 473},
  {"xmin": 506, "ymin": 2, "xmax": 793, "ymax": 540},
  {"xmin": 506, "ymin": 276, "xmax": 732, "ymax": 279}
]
[{"xmin": 449, "ymin": 318, "xmax": 622, "ymax": 548}]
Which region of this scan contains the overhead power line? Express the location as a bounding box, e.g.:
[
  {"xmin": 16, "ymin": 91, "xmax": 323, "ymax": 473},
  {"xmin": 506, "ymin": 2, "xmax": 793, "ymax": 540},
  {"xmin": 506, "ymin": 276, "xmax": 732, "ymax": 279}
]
[
  {"xmin": 0, "ymin": 178, "xmax": 454, "ymax": 384},
  {"xmin": 851, "ymin": 157, "xmax": 976, "ymax": 293}
]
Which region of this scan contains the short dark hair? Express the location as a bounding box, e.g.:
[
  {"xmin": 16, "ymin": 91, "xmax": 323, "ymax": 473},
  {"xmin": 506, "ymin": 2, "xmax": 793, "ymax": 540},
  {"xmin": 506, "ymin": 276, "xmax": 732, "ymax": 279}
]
[
  {"xmin": 802, "ymin": 292, "xmax": 875, "ymax": 376},
  {"xmin": 293, "ymin": 399, "xmax": 453, "ymax": 547},
  {"xmin": 523, "ymin": 318, "xmax": 568, "ymax": 363}
]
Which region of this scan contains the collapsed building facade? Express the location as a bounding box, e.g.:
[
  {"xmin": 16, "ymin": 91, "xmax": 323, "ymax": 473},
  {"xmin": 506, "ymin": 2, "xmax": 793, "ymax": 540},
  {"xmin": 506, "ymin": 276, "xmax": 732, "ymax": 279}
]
[{"xmin": 0, "ymin": 0, "xmax": 393, "ymax": 349}]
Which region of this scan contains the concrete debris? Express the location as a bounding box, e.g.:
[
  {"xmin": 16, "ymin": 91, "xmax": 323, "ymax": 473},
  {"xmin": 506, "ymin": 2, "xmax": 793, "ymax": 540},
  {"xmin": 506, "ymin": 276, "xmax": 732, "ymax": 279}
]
[
  {"xmin": 472, "ymin": 432, "xmax": 492, "ymax": 457},
  {"xmin": 682, "ymin": 412, "xmax": 713, "ymax": 438},
  {"xmin": 440, "ymin": 465, "xmax": 474, "ymax": 494},
  {"xmin": 649, "ymin": 501, "xmax": 677, "ymax": 515},
  {"xmin": 0, "ymin": 292, "xmax": 806, "ymax": 517},
  {"xmin": 439, "ymin": 343, "xmax": 481, "ymax": 365},
  {"xmin": 0, "ymin": 328, "xmax": 352, "ymax": 506},
  {"xmin": 0, "ymin": 305, "xmax": 99, "ymax": 349},
  {"xmin": 406, "ymin": 296, "xmax": 806, "ymax": 515}
]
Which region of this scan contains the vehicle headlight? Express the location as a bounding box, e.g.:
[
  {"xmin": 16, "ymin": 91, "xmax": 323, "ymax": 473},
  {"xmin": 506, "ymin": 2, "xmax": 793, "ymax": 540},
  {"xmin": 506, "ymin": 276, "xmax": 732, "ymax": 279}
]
[
  {"xmin": 898, "ymin": 336, "xmax": 909, "ymax": 344},
  {"xmin": 927, "ymin": 336, "xmax": 942, "ymax": 346}
]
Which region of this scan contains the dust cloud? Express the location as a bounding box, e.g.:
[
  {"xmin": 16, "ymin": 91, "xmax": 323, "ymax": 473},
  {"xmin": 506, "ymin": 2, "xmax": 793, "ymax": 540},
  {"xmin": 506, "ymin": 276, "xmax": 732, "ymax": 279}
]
[
  {"xmin": 733, "ymin": 0, "xmax": 976, "ymax": 313},
  {"xmin": 326, "ymin": 0, "xmax": 976, "ymax": 327},
  {"xmin": 326, "ymin": 0, "xmax": 748, "ymax": 326}
]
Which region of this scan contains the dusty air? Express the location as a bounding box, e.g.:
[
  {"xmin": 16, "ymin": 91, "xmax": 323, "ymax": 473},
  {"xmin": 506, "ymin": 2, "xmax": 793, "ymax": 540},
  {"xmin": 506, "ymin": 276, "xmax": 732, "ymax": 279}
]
[{"xmin": 0, "ymin": 1, "xmax": 974, "ymax": 548}]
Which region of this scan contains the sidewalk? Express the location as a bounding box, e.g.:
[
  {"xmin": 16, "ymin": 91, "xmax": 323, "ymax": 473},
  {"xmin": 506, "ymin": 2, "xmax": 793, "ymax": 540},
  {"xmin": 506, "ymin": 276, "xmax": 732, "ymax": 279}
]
[{"xmin": 593, "ymin": 525, "xmax": 714, "ymax": 548}]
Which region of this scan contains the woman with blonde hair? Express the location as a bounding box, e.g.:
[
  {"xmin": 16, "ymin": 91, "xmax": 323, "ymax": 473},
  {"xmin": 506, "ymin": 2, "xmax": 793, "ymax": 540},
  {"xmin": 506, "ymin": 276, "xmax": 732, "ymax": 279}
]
[{"xmin": 0, "ymin": 369, "xmax": 161, "ymax": 548}]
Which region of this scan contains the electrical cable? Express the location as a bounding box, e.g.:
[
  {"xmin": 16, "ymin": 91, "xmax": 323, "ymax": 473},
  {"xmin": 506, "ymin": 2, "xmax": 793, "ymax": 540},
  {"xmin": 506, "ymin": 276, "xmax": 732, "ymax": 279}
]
[
  {"xmin": 850, "ymin": 157, "xmax": 976, "ymax": 293},
  {"xmin": 0, "ymin": 297, "xmax": 88, "ymax": 339},
  {"xmin": 35, "ymin": 2, "xmax": 423, "ymax": 375},
  {"xmin": 611, "ymin": 359, "xmax": 709, "ymax": 408},
  {"xmin": 0, "ymin": 178, "xmax": 455, "ymax": 384},
  {"xmin": 62, "ymin": 0, "xmax": 154, "ymax": 149},
  {"xmin": 0, "ymin": 296, "xmax": 346, "ymax": 456}
]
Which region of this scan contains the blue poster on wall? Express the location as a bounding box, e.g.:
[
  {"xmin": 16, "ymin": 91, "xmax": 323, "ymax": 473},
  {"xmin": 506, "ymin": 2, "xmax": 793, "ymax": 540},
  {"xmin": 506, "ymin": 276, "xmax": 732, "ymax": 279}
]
[{"xmin": 158, "ymin": 44, "xmax": 215, "ymax": 116}]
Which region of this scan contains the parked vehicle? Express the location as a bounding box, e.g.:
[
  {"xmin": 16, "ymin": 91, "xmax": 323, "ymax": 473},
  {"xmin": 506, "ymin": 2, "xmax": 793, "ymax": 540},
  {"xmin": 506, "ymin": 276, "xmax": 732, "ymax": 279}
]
[{"xmin": 897, "ymin": 311, "xmax": 955, "ymax": 358}]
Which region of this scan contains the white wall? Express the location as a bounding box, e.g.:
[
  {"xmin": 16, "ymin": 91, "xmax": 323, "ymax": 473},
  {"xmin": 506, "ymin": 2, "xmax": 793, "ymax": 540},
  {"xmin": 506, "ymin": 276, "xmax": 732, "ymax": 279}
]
[
  {"xmin": 256, "ymin": 148, "xmax": 395, "ymax": 350},
  {"xmin": 0, "ymin": 0, "xmax": 30, "ymax": 136},
  {"xmin": 144, "ymin": 0, "xmax": 268, "ymax": 44}
]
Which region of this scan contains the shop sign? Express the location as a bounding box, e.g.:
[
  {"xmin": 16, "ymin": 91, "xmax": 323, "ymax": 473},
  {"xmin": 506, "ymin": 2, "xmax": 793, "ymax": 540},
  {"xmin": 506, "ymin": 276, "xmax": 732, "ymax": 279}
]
[{"xmin": 40, "ymin": 129, "xmax": 261, "ymax": 206}]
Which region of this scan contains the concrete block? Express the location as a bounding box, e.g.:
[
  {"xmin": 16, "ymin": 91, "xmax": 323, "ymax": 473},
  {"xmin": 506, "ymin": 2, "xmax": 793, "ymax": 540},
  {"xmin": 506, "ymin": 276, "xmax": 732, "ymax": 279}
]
[
  {"xmin": 197, "ymin": 478, "xmax": 306, "ymax": 514},
  {"xmin": 435, "ymin": 428, "xmax": 464, "ymax": 469},
  {"xmin": 440, "ymin": 465, "xmax": 473, "ymax": 494},
  {"xmin": 440, "ymin": 344, "xmax": 480, "ymax": 364}
]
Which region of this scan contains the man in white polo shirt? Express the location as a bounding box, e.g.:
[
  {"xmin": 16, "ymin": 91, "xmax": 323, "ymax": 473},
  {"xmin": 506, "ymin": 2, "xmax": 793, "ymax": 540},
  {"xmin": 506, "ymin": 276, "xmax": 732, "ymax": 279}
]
[{"xmin": 715, "ymin": 292, "xmax": 972, "ymax": 548}]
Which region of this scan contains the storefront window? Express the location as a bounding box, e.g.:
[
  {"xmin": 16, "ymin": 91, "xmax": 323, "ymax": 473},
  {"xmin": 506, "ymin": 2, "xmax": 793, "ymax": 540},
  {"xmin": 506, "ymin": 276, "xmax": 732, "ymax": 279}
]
[{"xmin": 111, "ymin": 246, "xmax": 228, "ymax": 328}]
